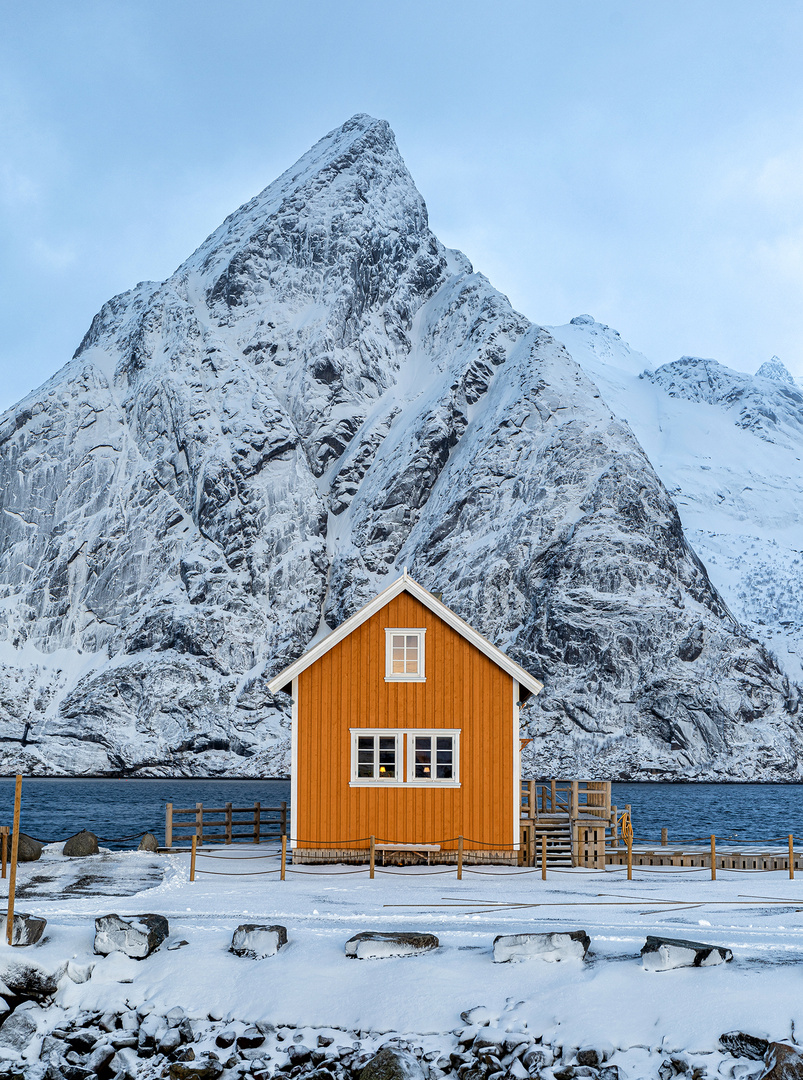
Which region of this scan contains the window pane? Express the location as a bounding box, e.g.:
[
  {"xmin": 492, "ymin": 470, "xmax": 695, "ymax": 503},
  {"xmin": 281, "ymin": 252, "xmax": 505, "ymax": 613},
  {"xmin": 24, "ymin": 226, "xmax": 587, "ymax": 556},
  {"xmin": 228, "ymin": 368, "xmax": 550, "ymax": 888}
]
[
  {"xmin": 357, "ymin": 736, "xmax": 375, "ymax": 778},
  {"xmin": 436, "ymin": 737, "xmax": 452, "ymax": 751},
  {"xmin": 406, "ymin": 635, "xmax": 418, "ymax": 653},
  {"xmin": 436, "ymin": 762, "xmax": 453, "ymax": 779},
  {"xmin": 392, "ymin": 635, "xmax": 405, "ymax": 650},
  {"xmin": 378, "ymin": 737, "xmax": 396, "ymax": 778},
  {"xmin": 392, "ymin": 647, "xmax": 405, "ymax": 661},
  {"xmin": 392, "ymin": 660, "xmax": 405, "ymax": 673},
  {"xmin": 414, "ymin": 736, "xmax": 431, "ymax": 778}
]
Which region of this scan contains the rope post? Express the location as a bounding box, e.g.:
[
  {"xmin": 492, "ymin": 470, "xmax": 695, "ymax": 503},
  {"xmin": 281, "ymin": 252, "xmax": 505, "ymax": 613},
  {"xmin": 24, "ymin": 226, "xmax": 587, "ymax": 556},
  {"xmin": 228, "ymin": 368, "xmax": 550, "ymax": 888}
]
[
  {"xmin": 165, "ymin": 803, "xmax": 173, "ymax": 851},
  {"xmin": 281, "ymin": 834, "xmax": 287, "ymax": 881},
  {"xmin": 225, "ymin": 803, "xmax": 232, "ymax": 845},
  {"xmin": 195, "ymin": 802, "xmax": 203, "ymax": 847},
  {"xmin": 627, "ymin": 831, "xmax": 632, "ymax": 881},
  {"xmin": 1, "ymin": 826, "xmax": 7, "ymax": 880},
  {"xmin": 254, "ymin": 802, "xmax": 261, "ymax": 845},
  {"xmin": 6, "ymin": 775, "xmax": 22, "ymax": 945},
  {"xmin": 457, "ymin": 836, "xmax": 463, "ymax": 880},
  {"xmin": 790, "ymin": 834, "xmax": 795, "ymax": 880},
  {"xmin": 369, "ymin": 835, "xmax": 375, "ymax": 879},
  {"xmin": 280, "ymin": 801, "xmax": 287, "ymax": 839},
  {"xmin": 661, "ymin": 828, "xmax": 668, "ymax": 846},
  {"xmin": 541, "ymin": 834, "xmax": 547, "ymax": 880},
  {"xmin": 710, "ymin": 835, "xmax": 716, "ymax": 881},
  {"xmin": 190, "ymin": 835, "xmax": 197, "ymax": 882},
  {"xmin": 611, "ymin": 805, "xmax": 618, "ymax": 848},
  {"xmin": 550, "ymin": 779, "xmax": 556, "ymax": 812}
]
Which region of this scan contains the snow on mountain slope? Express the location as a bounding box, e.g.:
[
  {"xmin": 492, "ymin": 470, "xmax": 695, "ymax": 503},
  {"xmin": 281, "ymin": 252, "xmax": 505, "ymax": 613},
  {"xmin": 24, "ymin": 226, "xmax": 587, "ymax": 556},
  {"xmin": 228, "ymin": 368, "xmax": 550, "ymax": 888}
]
[
  {"xmin": 548, "ymin": 317, "xmax": 803, "ymax": 683},
  {"xmin": 0, "ymin": 115, "xmax": 800, "ymax": 779}
]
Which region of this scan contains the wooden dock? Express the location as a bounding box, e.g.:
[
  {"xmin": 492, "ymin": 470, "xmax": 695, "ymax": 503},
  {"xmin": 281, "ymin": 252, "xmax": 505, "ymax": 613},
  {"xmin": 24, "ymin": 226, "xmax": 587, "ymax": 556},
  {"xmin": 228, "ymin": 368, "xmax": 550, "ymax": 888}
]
[{"xmin": 607, "ymin": 842, "xmax": 800, "ymax": 872}]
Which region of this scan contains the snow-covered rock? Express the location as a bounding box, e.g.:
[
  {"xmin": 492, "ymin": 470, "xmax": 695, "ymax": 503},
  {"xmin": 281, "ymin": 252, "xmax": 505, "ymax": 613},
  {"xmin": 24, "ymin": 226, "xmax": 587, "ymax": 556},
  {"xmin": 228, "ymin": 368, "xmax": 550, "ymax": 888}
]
[
  {"xmin": 0, "ymin": 114, "xmax": 800, "ymax": 779},
  {"xmin": 345, "ymin": 931, "xmax": 439, "ymax": 959},
  {"xmin": 0, "ymin": 912, "xmax": 46, "ymax": 947},
  {"xmin": 94, "ymin": 913, "xmax": 169, "ymax": 959},
  {"xmin": 230, "ymin": 923, "xmax": 287, "ymax": 959},
  {"xmin": 492, "ymin": 931, "xmax": 590, "ymax": 963},
  {"xmin": 640, "ymin": 934, "xmax": 733, "ymax": 971}
]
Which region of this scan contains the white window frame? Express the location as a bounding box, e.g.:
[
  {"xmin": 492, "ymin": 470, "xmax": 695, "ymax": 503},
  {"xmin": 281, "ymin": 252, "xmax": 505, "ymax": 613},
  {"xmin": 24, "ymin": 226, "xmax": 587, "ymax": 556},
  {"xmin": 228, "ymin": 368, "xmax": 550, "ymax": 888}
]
[
  {"xmin": 405, "ymin": 729, "xmax": 460, "ymax": 786},
  {"xmin": 350, "ymin": 729, "xmax": 405, "ymax": 786},
  {"xmin": 349, "ymin": 728, "xmax": 461, "ymax": 788},
  {"xmin": 384, "ymin": 628, "xmax": 426, "ymax": 681}
]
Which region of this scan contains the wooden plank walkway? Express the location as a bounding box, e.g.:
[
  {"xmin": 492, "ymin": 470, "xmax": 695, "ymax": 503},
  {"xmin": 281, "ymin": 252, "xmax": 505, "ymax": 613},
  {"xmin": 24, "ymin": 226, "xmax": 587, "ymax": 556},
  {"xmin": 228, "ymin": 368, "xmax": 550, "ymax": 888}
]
[{"xmin": 607, "ymin": 843, "xmax": 801, "ymax": 871}]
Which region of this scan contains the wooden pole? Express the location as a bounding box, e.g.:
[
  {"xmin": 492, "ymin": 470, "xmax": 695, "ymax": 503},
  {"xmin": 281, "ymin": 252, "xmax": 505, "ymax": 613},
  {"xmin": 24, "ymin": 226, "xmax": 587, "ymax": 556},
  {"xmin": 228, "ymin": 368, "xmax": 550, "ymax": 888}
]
[
  {"xmin": 165, "ymin": 802, "xmax": 173, "ymax": 851},
  {"xmin": 280, "ymin": 801, "xmax": 287, "ymax": 839},
  {"xmin": 626, "ymin": 828, "xmax": 632, "ymax": 881},
  {"xmin": 457, "ymin": 836, "xmax": 463, "ymax": 880},
  {"xmin": 550, "ymin": 779, "xmax": 556, "ymax": 812},
  {"xmin": 611, "ymin": 805, "xmax": 618, "ymax": 848},
  {"xmin": 1, "ymin": 827, "xmax": 7, "ymax": 879},
  {"xmin": 254, "ymin": 802, "xmax": 260, "ymax": 845},
  {"xmin": 195, "ymin": 802, "xmax": 203, "ymax": 847},
  {"xmin": 661, "ymin": 828, "xmax": 668, "ymax": 846},
  {"xmin": 710, "ymin": 835, "xmax": 716, "ymax": 880},
  {"xmin": 6, "ymin": 775, "xmax": 22, "ymax": 945},
  {"xmin": 280, "ymin": 834, "xmax": 287, "ymax": 880},
  {"xmin": 369, "ymin": 835, "xmax": 375, "ymax": 879},
  {"xmin": 790, "ymin": 834, "xmax": 795, "ymax": 880},
  {"xmin": 541, "ymin": 834, "xmax": 547, "ymax": 880},
  {"xmin": 225, "ymin": 802, "xmax": 232, "ymax": 845},
  {"xmin": 190, "ymin": 835, "xmax": 197, "ymax": 882}
]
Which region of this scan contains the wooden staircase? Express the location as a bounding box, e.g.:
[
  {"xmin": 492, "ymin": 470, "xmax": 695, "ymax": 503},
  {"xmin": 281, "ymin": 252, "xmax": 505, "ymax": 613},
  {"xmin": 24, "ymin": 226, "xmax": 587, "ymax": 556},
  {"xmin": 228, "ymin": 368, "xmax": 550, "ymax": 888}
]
[{"xmin": 519, "ymin": 780, "xmax": 613, "ymax": 868}]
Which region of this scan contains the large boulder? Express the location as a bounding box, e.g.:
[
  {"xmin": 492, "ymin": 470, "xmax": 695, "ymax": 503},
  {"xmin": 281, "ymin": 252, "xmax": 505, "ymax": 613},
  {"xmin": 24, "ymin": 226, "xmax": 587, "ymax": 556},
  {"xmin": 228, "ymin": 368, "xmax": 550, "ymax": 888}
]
[
  {"xmin": 641, "ymin": 935, "xmax": 733, "ymax": 971},
  {"xmin": 0, "ymin": 958, "xmax": 64, "ymax": 1001},
  {"xmin": 493, "ymin": 931, "xmax": 590, "ymax": 963},
  {"xmin": 94, "ymin": 913, "xmax": 169, "ymax": 959},
  {"xmin": 0, "ymin": 1005, "xmax": 39, "ymax": 1051},
  {"xmin": 138, "ymin": 832, "xmax": 159, "ymax": 852},
  {"xmin": 720, "ymin": 1032, "xmax": 770, "ymax": 1061},
  {"xmin": 345, "ymin": 932, "xmax": 439, "ymax": 959},
  {"xmin": 230, "ymin": 924, "xmax": 287, "ymax": 959},
  {"xmin": 0, "ymin": 912, "xmax": 47, "ymax": 946},
  {"xmin": 63, "ymin": 830, "xmax": 99, "ymax": 857},
  {"xmin": 761, "ymin": 1043, "xmax": 803, "ymax": 1080},
  {"xmin": 10, "ymin": 833, "xmax": 42, "ymax": 862},
  {"xmin": 359, "ymin": 1048, "xmax": 427, "ymax": 1080}
]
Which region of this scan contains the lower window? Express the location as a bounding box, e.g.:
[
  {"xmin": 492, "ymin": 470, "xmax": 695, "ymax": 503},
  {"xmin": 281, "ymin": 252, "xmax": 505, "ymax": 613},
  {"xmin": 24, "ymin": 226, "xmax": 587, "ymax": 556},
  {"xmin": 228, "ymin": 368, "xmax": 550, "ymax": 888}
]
[{"xmin": 350, "ymin": 729, "xmax": 460, "ymax": 786}]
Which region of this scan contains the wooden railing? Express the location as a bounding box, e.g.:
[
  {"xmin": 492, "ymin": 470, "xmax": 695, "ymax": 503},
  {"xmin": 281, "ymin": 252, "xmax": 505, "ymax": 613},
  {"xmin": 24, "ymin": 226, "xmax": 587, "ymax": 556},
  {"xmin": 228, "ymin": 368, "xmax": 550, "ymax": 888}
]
[
  {"xmin": 520, "ymin": 780, "xmax": 613, "ymax": 867},
  {"xmin": 165, "ymin": 801, "xmax": 287, "ymax": 850},
  {"xmin": 521, "ymin": 779, "xmax": 612, "ymax": 822}
]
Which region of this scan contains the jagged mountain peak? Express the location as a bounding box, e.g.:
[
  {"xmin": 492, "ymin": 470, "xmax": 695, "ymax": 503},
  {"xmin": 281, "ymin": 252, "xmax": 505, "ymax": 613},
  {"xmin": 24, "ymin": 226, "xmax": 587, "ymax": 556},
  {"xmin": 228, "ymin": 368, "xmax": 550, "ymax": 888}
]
[{"xmin": 756, "ymin": 356, "xmax": 795, "ymax": 385}]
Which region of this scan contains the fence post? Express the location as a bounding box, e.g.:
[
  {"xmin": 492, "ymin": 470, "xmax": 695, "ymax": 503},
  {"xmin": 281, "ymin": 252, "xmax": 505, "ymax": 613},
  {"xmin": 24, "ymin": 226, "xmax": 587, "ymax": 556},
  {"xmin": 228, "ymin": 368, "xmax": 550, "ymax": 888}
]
[
  {"xmin": 457, "ymin": 836, "xmax": 463, "ymax": 880},
  {"xmin": 369, "ymin": 835, "xmax": 375, "ymax": 879},
  {"xmin": 541, "ymin": 834, "xmax": 547, "ymax": 880},
  {"xmin": 661, "ymin": 828, "xmax": 668, "ymax": 847},
  {"xmin": 1, "ymin": 826, "xmax": 7, "ymax": 879},
  {"xmin": 165, "ymin": 803, "xmax": 173, "ymax": 851},
  {"xmin": 281, "ymin": 834, "xmax": 287, "ymax": 880},
  {"xmin": 225, "ymin": 803, "xmax": 232, "ymax": 845},
  {"xmin": 570, "ymin": 780, "xmax": 579, "ymax": 821},
  {"xmin": 195, "ymin": 802, "xmax": 203, "ymax": 847},
  {"xmin": 190, "ymin": 835, "xmax": 197, "ymax": 882},
  {"xmin": 627, "ymin": 829, "xmax": 633, "ymax": 881},
  {"xmin": 280, "ymin": 801, "xmax": 287, "ymax": 839},
  {"xmin": 254, "ymin": 802, "xmax": 261, "ymax": 845},
  {"xmin": 710, "ymin": 835, "xmax": 716, "ymax": 881},
  {"xmin": 611, "ymin": 805, "xmax": 618, "ymax": 848},
  {"xmin": 6, "ymin": 775, "xmax": 22, "ymax": 945},
  {"xmin": 550, "ymin": 779, "xmax": 556, "ymax": 812},
  {"xmin": 790, "ymin": 835, "xmax": 795, "ymax": 880}
]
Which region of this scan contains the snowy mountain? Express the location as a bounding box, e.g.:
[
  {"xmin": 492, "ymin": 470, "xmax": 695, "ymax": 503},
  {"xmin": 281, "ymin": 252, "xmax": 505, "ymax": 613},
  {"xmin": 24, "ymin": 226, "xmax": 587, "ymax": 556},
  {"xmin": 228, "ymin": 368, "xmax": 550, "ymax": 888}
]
[
  {"xmin": 548, "ymin": 317, "xmax": 803, "ymax": 686},
  {"xmin": 0, "ymin": 115, "xmax": 800, "ymax": 779}
]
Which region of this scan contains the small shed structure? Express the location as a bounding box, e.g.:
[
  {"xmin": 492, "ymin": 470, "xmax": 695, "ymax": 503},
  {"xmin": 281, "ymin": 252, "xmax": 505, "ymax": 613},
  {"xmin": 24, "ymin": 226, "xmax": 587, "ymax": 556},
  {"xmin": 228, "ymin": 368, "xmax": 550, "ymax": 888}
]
[{"xmin": 268, "ymin": 571, "xmax": 544, "ymax": 864}]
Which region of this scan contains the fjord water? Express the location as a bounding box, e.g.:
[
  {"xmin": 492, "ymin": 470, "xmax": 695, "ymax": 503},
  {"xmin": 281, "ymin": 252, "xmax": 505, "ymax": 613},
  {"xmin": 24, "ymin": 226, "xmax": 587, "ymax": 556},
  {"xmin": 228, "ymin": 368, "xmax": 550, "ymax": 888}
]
[{"xmin": 0, "ymin": 779, "xmax": 800, "ymax": 848}]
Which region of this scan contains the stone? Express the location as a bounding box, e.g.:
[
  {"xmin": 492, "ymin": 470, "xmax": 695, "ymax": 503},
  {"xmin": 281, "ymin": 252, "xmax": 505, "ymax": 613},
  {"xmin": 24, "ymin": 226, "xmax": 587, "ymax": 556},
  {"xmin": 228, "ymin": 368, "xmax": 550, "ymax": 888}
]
[
  {"xmin": 493, "ymin": 931, "xmax": 590, "ymax": 963},
  {"xmin": 0, "ymin": 958, "xmax": 64, "ymax": 1000},
  {"xmin": 65, "ymin": 960, "xmax": 94, "ymax": 984},
  {"xmin": 215, "ymin": 1030, "xmax": 236, "ymax": 1049},
  {"xmin": 168, "ymin": 940, "xmax": 190, "ymax": 951},
  {"xmin": 761, "ymin": 1044, "xmax": 803, "ymax": 1080},
  {"xmin": 169, "ymin": 1061, "xmax": 224, "ymax": 1080},
  {"xmin": 345, "ymin": 932, "xmax": 439, "ymax": 959},
  {"xmin": 87, "ymin": 1043, "xmax": 115, "ymax": 1073},
  {"xmin": 230, "ymin": 924, "xmax": 288, "ymax": 959},
  {"xmin": 159, "ymin": 1028, "xmax": 183, "ymax": 1055},
  {"xmin": 237, "ymin": 1027, "xmax": 265, "ymax": 1051},
  {"xmin": 720, "ymin": 1032, "xmax": 770, "ymax": 1061},
  {"xmin": 94, "ymin": 913, "xmax": 169, "ymax": 959},
  {"xmin": 577, "ymin": 1049, "xmax": 602, "ymax": 1067},
  {"xmin": 11, "ymin": 833, "xmax": 43, "ymax": 862},
  {"xmin": 63, "ymin": 830, "xmax": 99, "ymax": 857},
  {"xmin": 0, "ymin": 1008, "xmax": 38, "ymax": 1050},
  {"xmin": 359, "ymin": 1048, "xmax": 427, "ymax": 1080},
  {"xmin": 641, "ymin": 935, "xmax": 733, "ymax": 971},
  {"xmin": 0, "ymin": 911, "xmax": 47, "ymax": 946},
  {"xmin": 138, "ymin": 832, "xmax": 159, "ymax": 852}
]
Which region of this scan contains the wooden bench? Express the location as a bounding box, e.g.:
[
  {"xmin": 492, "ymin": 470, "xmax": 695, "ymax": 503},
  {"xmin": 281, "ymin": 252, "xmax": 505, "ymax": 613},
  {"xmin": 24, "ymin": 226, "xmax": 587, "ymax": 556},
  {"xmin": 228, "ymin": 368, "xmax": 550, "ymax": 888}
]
[{"xmin": 374, "ymin": 843, "xmax": 441, "ymax": 866}]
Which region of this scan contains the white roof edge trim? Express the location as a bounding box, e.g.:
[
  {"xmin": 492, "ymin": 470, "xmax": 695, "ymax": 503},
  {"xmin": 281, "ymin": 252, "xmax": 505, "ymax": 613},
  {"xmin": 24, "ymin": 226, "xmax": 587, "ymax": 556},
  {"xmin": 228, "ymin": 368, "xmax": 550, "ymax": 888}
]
[{"xmin": 267, "ymin": 571, "xmax": 544, "ymax": 697}]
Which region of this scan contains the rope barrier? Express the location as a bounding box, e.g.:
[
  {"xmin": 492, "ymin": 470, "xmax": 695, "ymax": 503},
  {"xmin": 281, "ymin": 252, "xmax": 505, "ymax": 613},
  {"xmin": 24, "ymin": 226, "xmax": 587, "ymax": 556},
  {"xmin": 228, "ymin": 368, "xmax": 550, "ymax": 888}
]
[{"xmin": 195, "ymin": 869, "xmax": 281, "ymax": 877}]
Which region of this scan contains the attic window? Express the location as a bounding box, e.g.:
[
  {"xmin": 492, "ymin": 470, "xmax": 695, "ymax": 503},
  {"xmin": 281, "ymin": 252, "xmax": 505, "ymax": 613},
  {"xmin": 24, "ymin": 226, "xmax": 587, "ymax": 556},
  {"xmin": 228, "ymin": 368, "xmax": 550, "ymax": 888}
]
[{"xmin": 385, "ymin": 629, "xmax": 426, "ymax": 681}]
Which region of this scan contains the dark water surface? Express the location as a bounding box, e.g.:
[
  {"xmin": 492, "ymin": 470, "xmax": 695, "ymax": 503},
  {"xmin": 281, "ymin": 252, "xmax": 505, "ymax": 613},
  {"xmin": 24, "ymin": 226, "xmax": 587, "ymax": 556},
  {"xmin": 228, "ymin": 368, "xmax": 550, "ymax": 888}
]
[
  {"xmin": 0, "ymin": 778, "xmax": 290, "ymax": 848},
  {"xmin": 0, "ymin": 778, "xmax": 799, "ymax": 848}
]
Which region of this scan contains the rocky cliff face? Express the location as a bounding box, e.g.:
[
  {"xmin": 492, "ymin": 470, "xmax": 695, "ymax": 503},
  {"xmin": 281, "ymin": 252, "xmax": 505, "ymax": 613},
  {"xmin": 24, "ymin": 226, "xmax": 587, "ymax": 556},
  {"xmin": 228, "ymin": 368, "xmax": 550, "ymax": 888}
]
[{"xmin": 0, "ymin": 114, "xmax": 800, "ymax": 778}]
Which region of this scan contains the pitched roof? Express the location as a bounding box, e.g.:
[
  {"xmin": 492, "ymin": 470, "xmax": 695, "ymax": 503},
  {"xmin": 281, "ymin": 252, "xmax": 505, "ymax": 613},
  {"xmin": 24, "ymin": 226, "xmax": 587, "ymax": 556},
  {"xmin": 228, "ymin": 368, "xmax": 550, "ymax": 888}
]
[{"xmin": 267, "ymin": 571, "xmax": 544, "ymax": 698}]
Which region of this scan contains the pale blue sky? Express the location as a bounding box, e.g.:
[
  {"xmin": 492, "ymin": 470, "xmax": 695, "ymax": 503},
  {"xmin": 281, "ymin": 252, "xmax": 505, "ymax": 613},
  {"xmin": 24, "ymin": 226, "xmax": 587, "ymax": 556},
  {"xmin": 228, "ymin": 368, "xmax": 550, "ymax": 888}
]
[{"xmin": 2, "ymin": 1, "xmax": 803, "ymax": 413}]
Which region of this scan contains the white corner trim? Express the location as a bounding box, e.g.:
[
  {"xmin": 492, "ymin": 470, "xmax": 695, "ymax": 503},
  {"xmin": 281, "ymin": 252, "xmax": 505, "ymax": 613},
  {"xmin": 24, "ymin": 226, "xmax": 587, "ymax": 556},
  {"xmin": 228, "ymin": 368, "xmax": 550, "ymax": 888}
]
[
  {"xmin": 290, "ymin": 676, "xmax": 298, "ymax": 849},
  {"xmin": 513, "ymin": 678, "xmax": 520, "ymax": 851}
]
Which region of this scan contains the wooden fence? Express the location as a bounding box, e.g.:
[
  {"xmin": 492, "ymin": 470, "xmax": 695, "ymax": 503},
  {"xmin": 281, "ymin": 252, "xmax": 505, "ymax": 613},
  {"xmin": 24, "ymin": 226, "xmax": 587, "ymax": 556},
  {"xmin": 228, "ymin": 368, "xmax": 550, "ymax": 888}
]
[{"xmin": 165, "ymin": 801, "xmax": 287, "ymax": 850}]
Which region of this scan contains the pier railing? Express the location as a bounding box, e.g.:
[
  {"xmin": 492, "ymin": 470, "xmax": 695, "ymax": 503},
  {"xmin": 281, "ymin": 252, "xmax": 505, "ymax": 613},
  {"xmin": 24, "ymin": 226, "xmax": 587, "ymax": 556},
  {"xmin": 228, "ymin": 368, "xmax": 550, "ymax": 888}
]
[
  {"xmin": 165, "ymin": 801, "xmax": 287, "ymax": 850},
  {"xmin": 520, "ymin": 780, "xmax": 613, "ymax": 868}
]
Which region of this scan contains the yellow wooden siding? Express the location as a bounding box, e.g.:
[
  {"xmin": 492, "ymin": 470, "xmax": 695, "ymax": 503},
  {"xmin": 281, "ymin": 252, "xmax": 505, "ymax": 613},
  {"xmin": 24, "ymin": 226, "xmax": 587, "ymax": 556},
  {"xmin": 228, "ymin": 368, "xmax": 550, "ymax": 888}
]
[{"xmin": 296, "ymin": 591, "xmax": 515, "ymax": 851}]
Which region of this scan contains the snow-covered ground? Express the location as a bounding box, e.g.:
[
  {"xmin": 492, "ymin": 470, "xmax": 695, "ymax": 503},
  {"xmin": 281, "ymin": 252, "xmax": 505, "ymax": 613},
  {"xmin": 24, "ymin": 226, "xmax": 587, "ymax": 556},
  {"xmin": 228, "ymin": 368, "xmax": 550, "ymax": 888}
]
[{"xmin": 3, "ymin": 845, "xmax": 803, "ymax": 1076}]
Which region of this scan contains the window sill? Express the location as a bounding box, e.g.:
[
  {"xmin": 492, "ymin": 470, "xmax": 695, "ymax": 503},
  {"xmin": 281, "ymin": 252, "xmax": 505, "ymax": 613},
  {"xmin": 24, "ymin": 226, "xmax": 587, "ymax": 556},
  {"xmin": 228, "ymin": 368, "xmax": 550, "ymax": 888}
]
[
  {"xmin": 384, "ymin": 676, "xmax": 426, "ymax": 683},
  {"xmin": 349, "ymin": 780, "xmax": 461, "ymax": 789}
]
